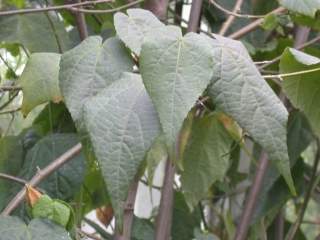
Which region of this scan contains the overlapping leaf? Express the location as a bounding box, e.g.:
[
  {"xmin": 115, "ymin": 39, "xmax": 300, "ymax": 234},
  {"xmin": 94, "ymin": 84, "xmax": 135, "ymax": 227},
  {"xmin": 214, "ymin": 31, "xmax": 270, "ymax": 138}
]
[
  {"xmin": 114, "ymin": 8, "xmax": 165, "ymax": 55},
  {"xmin": 279, "ymin": 0, "xmax": 320, "ymax": 17},
  {"xmin": 59, "ymin": 36, "xmax": 134, "ymax": 124},
  {"xmin": 280, "ymin": 48, "xmax": 320, "ymax": 137},
  {"xmin": 0, "ymin": 13, "xmax": 72, "ymax": 52},
  {"xmin": 83, "ymin": 73, "xmax": 160, "ymax": 227},
  {"xmin": 140, "ymin": 27, "xmax": 214, "ymax": 155},
  {"xmin": 206, "ymin": 34, "xmax": 295, "ymax": 194},
  {"xmin": 0, "ymin": 136, "xmax": 23, "ymax": 210},
  {"xmin": 0, "ymin": 217, "xmax": 71, "ymax": 240},
  {"xmin": 181, "ymin": 113, "xmax": 233, "ymax": 209},
  {"xmin": 19, "ymin": 53, "xmax": 62, "ymax": 116},
  {"xmin": 20, "ymin": 134, "xmax": 86, "ymax": 200}
]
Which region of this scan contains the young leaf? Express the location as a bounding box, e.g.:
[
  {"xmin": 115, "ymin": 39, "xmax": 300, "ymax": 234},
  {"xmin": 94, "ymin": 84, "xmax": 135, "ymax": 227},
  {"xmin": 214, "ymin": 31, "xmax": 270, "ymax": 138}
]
[
  {"xmin": 0, "ymin": 217, "xmax": 72, "ymax": 240},
  {"xmin": 181, "ymin": 113, "xmax": 233, "ymax": 209},
  {"xmin": 19, "ymin": 53, "xmax": 62, "ymax": 116},
  {"xmin": 279, "ymin": 0, "xmax": 320, "ymax": 17},
  {"xmin": 206, "ymin": 34, "xmax": 295, "ymax": 194},
  {"xmin": 114, "ymin": 8, "xmax": 165, "ymax": 55},
  {"xmin": 83, "ymin": 73, "xmax": 160, "ymax": 228},
  {"xmin": 140, "ymin": 28, "xmax": 214, "ymax": 156},
  {"xmin": 32, "ymin": 195, "xmax": 73, "ymax": 229},
  {"xmin": 0, "ymin": 13, "xmax": 72, "ymax": 53},
  {"xmin": 280, "ymin": 48, "xmax": 320, "ymax": 137},
  {"xmin": 59, "ymin": 36, "xmax": 134, "ymax": 124}
]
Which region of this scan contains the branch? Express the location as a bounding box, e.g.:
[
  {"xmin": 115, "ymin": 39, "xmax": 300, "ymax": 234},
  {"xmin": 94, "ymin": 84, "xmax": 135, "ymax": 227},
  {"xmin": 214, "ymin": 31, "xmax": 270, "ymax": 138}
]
[
  {"xmin": 72, "ymin": 0, "xmax": 88, "ymax": 40},
  {"xmin": 0, "ymin": 107, "xmax": 21, "ymax": 115},
  {"xmin": 228, "ymin": 7, "xmax": 286, "ymax": 39},
  {"xmin": 0, "ymin": 86, "xmax": 22, "ymax": 91},
  {"xmin": 187, "ymin": 0, "xmax": 203, "ymax": 33},
  {"xmin": 210, "ymin": 0, "xmax": 264, "ymax": 20},
  {"xmin": 0, "ymin": 0, "xmax": 113, "ymax": 16},
  {"xmin": 73, "ymin": 0, "xmax": 144, "ymax": 13},
  {"xmin": 284, "ymin": 139, "xmax": 320, "ymax": 240},
  {"xmin": 263, "ymin": 67, "xmax": 320, "ymax": 79},
  {"xmin": 218, "ymin": 0, "xmax": 243, "ymax": 36},
  {"xmin": 234, "ymin": 151, "xmax": 269, "ymax": 240},
  {"xmin": 1, "ymin": 143, "xmax": 82, "ymax": 215},
  {"xmin": 259, "ymin": 31, "xmax": 320, "ymax": 70},
  {"xmin": 0, "ymin": 173, "xmax": 27, "ymax": 185},
  {"xmin": 154, "ymin": 158, "xmax": 176, "ymax": 240},
  {"xmin": 144, "ymin": 0, "xmax": 169, "ymax": 21}
]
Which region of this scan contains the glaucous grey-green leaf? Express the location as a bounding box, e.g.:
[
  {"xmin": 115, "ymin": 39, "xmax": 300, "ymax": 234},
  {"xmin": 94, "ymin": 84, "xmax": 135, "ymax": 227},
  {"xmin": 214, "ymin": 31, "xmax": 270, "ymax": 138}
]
[
  {"xmin": 140, "ymin": 28, "xmax": 214, "ymax": 155},
  {"xmin": 0, "ymin": 136, "xmax": 23, "ymax": 210},
  {"xmin": 20, "ymin": 134, "xmax": 86, "ymax": 200},
  {"xmin": 181, "ymin": 113, "xmax": 233, "ymax": 209},
  {"xmin": 280, "ymin": 48, "xmax": 320, "ymax": 137},
  {"xmin": 0, "ymin": 13, "xmax": 72, "ymax": 53},
  {"xmin": 279, "ymin": 0, "xmax": 320, "ymax": 17},
  {"xmin": 59, "ymin": 36, "xmax": 134, "ymax": 124},
  {"xmin": 206, "ymin": 34, "xmax": 294, "ymax": 194},
  {"xmin": 19, "ymin": 53, "xmax": 62, "ymax": 116},
  {"xmin": 83, "ymin": 73, "xmax": 160, "ymax": 226},
  {"xmin": 114, "ymin": 8, "xmax": 165, "ymax": 55},
  {"xmin": 0, "ymin": 217, "xmax": 71, "ymax": 240}
]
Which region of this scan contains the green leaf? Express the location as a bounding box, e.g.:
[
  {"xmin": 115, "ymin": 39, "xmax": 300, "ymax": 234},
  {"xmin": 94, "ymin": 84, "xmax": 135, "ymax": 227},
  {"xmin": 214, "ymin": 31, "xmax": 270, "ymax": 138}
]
[
  {"xmin": 114, "ymin": 8, "xmax": 165, "ymax": 55},
  {"xmin": 0, "ymin": 13, "xmax": 72, "ymax": 53},
  {"xmin": 19, "ymin": 53, "xmax": 62, "ymax": 116},
  {"xmin": 32, "ymin": 195, "xmax": 72, "ymax": 229},
  {"xmin": 172, "ymin": 192, "xmax": 201, "ymax": 240},
  {"xmin": 0, "ymin": 136, "xmax": 24, "ymax": 210},
  {"xmin": 280, "ymin": 48, "xmax": 320, "ymax": 137},
  {"xmin": 132, "ymin": 218, "xmax": 154, "ymax": 240},
  {"xmin": 206, "ymin": 34, "xmax": 295, "ymax": 194},
  {"xmin": 20, "ymin": 133, "xmax": 86, "ymax": 200},
  {"xmin": 140, "ymin": 28, "xmax": 214, "ymax": 155},
  {"xmin": 181, "ymin": 113, "xmax": 233, "ymax": 209},
  {"xmin": 59, "ymin": 36, "xmax": 134, "ymax": 124},
  {"xmin": 279, "ymin": 0, "xmax": 320, "ymax": 17},
  {"xmin": 83, "ymin": 73, "xmax": 160, "ymax": 227},
  {"xmin": 252, "ymin": 111, "xmax": 313, "ymax": 223},
  {"xmin": 0, "ymin": 216, "xmax": 72, "ymax": 240}
]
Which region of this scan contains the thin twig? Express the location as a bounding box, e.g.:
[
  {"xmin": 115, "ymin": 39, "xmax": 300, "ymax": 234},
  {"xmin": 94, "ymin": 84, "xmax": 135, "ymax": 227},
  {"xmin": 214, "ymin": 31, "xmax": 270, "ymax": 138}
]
[
  {"xmin": 0, "ymin": 107, "xmax": 21, "ymax": 115},
  {"xmin": 0, "ymin": 54, "xmax": 16, "ymax": 77},
  {"xmin": 0, "ymin": 86, "xmax": 22, "ymax": 91},
  {"xmin": 1, "ymin": 143, "xmax": 82, "ymax": 215},
  {"xmin": 234, "ymin": 151, "xmax": 269, "ymax": 240},
  {"xmin": 77, "ymin": 228, "xmax": 102, "ymax": 240},
  {"xmin": 285, "ymin": 139, "xmax": 320, "ymax": 240},
  {"xmin": 187, "ymin": 0, "xmax": 203, "ymax": 33},
  {"xmin": 0, "ymin": 173, "xmax": 27, "ymax": 185},
  {"xmin": 259, "ymin": 34, "xmax": 320, "ymax": 70},
  {"xmin": 73, "ymin": 0, "xmax": 144, "ymax": 13},
  {"xmin": 45, "ymin": 12, "xmax": 64, "ymax": 53},
  {"xmin": 218, "ymin": 0, "xmax": 244, "ymax": 36},
  {"xmin": 0, "ymin": 91, "xmax": 20, "ymax": 111},
  {"xmin": 210, "ymin": 0, "xmax": 265, "ymax": 20},
  {"xmin": 0, "ymin": 0, "xmax": 113, "ymax": 16},
  {"xmin": 263, "ymin": 67, "xmax": 320, "ymax": 79},
  {"xmin": 228, "ymin": 7, "xmax": 286, "ymax": 39}
]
